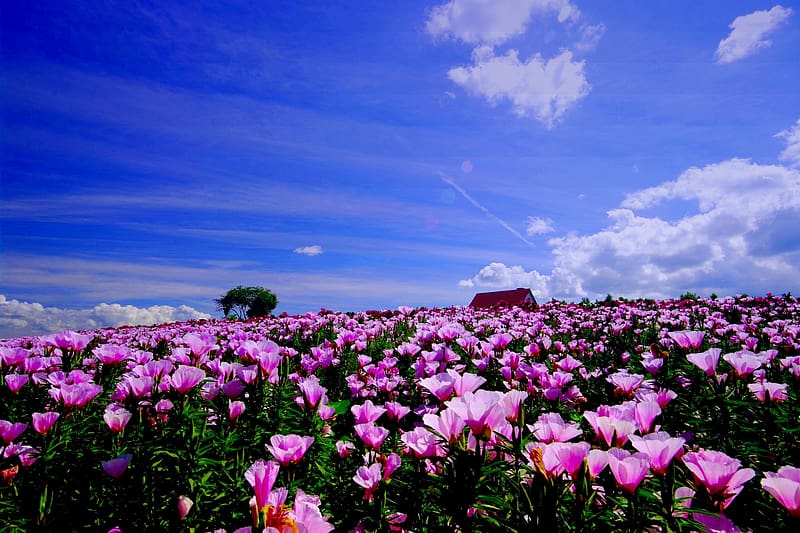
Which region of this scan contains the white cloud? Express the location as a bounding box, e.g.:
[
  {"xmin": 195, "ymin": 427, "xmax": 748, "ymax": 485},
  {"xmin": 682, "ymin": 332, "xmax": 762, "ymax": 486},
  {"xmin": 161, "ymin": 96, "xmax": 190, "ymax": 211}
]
[
  {"xmin": 776, "ymin": 117, "xmax": 800, "ymax": 167},
  {"xmin": 294, "ymin": 245, "xmax": 324, "ymax": 256},
  {"xmin": 525, "ymin": 216, "xmax": 555, "ymax": 235},
  {"xmin": 458, "ymin": 262, "xmax": 550, "ymax": 295},
  {"xmin": 715, "ymin": 5, "xmax": 793, "ymax": 63},
  {"xmin": 0, "ymin": 295, "xmax": 211, "ymax": 338},
  {"xmin": 575, "ymin": 23, "xmax": 606, "ymax": 52},
  {"xmin": 461, "ymin": 145, "xmax": 800, "ymax": 301},
  {"xmin": 448, "ymin": 47, "xmax": 590, "ymax": 128},
  {"xmin": 426, "ymin": 0, "xmax": 579, "ymax": 45}
]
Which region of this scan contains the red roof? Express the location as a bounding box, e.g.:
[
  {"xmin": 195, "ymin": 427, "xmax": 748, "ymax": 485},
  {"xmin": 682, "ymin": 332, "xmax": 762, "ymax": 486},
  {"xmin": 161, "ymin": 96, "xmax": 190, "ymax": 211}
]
[{"xmin": 468, "ymin": 288, "xmax": 537, "ymax": 309}]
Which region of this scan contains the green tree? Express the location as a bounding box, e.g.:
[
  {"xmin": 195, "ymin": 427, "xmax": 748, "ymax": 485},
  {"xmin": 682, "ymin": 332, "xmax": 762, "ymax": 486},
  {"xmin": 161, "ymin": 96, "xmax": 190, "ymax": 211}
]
[{"xmin": 214, "ymin": 285, "xmax": 278, "ymax": 319}]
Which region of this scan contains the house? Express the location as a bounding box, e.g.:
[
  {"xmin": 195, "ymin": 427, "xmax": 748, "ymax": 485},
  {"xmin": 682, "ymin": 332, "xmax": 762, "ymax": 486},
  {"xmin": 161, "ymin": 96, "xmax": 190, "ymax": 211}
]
[{"xmin": 468, "ymin": 288, "xmax": 537, "ymax": 309}]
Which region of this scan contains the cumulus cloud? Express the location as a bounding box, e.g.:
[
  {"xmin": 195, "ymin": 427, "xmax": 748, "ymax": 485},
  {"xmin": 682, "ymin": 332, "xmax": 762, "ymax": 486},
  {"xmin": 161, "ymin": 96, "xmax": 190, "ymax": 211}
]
[
  {"xmin": 715, "ymin": 5, "xmax": 793, "ymax": 64},
  {"xmin": 294, "ymin": 245, "xmax": 324, "ymax": 256},
  {"xmin": 776, "ymin": 117, "xmax": 800, "ymax": 167},
  {"xmin": 0, "ymin": 295, "xmax": 211, "ymax": 338},
  {"xmin": 458, "ymin": 262, "xmax": 550, "ymax": 294},
  {"xmin": 426, "ymin": 0, "xmax": 579, "ymax": 45},
  {"xmin": 525, "ymin": 216, "xmax": 555, "ymax": 235},
  {"xmin": 460, "ymin": 129, "xmax": 800, "ymax": 301},
  {"xmin": 448, "ymin": 47, "xmax": 590, "ymax": 128}
]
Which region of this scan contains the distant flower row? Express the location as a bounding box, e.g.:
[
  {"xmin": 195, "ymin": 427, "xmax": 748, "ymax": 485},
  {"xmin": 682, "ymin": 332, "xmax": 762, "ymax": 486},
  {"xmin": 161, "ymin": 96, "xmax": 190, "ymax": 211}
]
[{"xmin": 1, "ymin": 294, "xmax": 799, "ymax": 531}]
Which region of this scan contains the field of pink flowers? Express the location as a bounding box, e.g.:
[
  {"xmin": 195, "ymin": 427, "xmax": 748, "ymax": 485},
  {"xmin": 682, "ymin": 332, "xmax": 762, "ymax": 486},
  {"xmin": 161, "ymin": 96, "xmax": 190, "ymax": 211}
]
[{"xmin": 2, "ymin": 295, "xmax": 800, "ymax": 532}]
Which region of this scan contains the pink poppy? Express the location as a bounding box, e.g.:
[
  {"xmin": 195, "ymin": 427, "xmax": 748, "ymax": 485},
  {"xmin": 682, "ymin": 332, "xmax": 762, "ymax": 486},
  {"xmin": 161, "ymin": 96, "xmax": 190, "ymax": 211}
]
[
  {"xmin": 607, "ymin": 448, "xmax": 650, "ymax": 495},
  {"xmin": 245, "ymin": 459, "xmax": 280, "ymax": 511},
  {"xmin": 762, "ymin": 465, "xmax": 800, "ymax": 517},
  {"xmin": 102, "ymin": 454, "xmax": 132, "ymax": 479},
  {"xmin": 266, "ymin": 434, "xmax": 314, "ymax": 466}
]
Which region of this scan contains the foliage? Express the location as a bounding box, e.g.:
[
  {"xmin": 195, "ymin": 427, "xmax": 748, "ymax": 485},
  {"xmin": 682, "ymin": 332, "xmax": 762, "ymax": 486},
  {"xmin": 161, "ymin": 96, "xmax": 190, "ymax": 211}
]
[
  {"xmin": 214, "ymin": 285, "xmax": 278, "ymax": 319},
  {"xmin": 2, "ymin": 295, "xmax": 800, "ymax": 531}
]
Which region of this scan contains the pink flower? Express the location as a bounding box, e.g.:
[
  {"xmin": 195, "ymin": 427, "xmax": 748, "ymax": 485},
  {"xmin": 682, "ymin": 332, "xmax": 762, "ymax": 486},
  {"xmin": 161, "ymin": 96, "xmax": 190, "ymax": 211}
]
[
  {"xmin": 607, "ymin": 372, "xmax": 645, "ymax": 396},
  {"xmin": 634, "ymin": 401, "xmax": 661, "ymax": 434},
  {"xmin": 499, "ymin": 390, "xmax": 528, "ymax": 423},
  {"xmin": 400, "ymin": 426, "xmax": 440, "ymax": 458},
  {"xmin": 747, "ymin": 381, "xmax": 788, "ymax": 402},
  {"xmin": 488, "ymin": 332, "xmax": 512, "ymax": 351},
  {"xmin": 5, "ymin": 374, "xmax": 28, "ymax": 393},
  {"xmin": 245, "ymin": 459, "xmax": 280, "ymax": 511},
  {"xmin": 762, "ymin": 465, "xmax": 800, "ymax": 517},
  {"xmin": 180, "ymin": 332, "xmax": 219, "ymax": 358},
  {"xmin": 177, "ymin": 495, "xmax": 193, "ymax": 520},
  {"xmin": 32, "ymin": 412, "xmax": 60, "ymax": 435},
  {"xmin": 588, "ymin": 414, "xmax": 636, "ymax": 448},
  {"xmin": 586, "ymin": 449, "xmax": 608, "ymax": 479},
  {"xmin": 687, "ymin": 348, "xmax": 721, "ymax": 376},
  {"xmin": 102, "ymin": 453, "xmax": 132, "ymax": 479},
  {"xmin": 445, "ymin": 390, "xmax": 506, "ymax": 439},
  {"xmin": 555, "ymin": 355, "xmax": 583, "ymax": 372},
  {"xmin": 266, "ymin": 434, "xmax": 314, "ymax": 466},
  {"xmin": 44, "ymin": 330, "xmax": 95, "ymax": 352},
  {"xmin": 353, "ymin": 463, "xmax": 382, "ymax": 501},
  {"xmin": 229, "ymin": 400, "xmax": 246, "ymax": 421},
  {"xmin": 722, "ymin": 351, "xmax": 763, "ymax": 378},
  {"xmin": 554, "ymin": 441, "xmax": 591, "ymax": 479},
  {"xmin": 221, "ymin": 379, "xmax": 246, "ymax": 398},
  {"xmin": 0, "ymin": 347, "xmax": 29, "ymax": 367},
  {"xmin": 448, "ymin": 369, "xmax": 486, "ymax": 396},
  {"xmin": 607, "ymin": 448, "xmax": 650, "ymax": 495},
  {"xmin": 384, "ymin": 401, "xmax": 411, "ymax": 422},
  {"xmin": 692, "ymin": 512, "xmax": 744, "ymax": 533},
  {"xmin": 423, "ymin": 409, "xmax": 465, "ymax": 444},
  {"xmin": 418, "ymin": 372, "xmax": 455, "ymax": 401},
  {"xmin": 530, "ymin": 412, "xmax": 582, "ymax": 443},
  {"xmin": 351, "ymin": 400, "xmax": 387, "ymax": 424},
  {"xmin": 125, "ymin": 376, "xmax": 155, "ymax": 399},
  {"xmin": 667, "ymin": 330, "xmax": 704, "ymax": 351},
  {"xmin": 170, "ymin": 365, "xmax": 206, "ymax": 394},
  {"xmin": 336, "ymin": 440, "xmax": 355, "ymax": 458},
  {"xmin": 629, "ymin": 432, "xmax": 684, "ymax": 475},
  {"xmin": 682, "ymin": 450, "xmax": 755, "ymax": 508},
  {"xmin": 525, "ymin": 442, "xmax": 564, "ymax": 479},
  {"xmin": 93, "ymin": 344, "xmax": 131, "ymax": 366},
  {"xmin": 292, "ymin": 488, "xmax": 335, "ymax": 533},
  {"xmin": 59, "ymin": 382, "xmax": 103, "ymax": 407},
  {"xmin": 382, "ymin": 453, "xmax": 401, "ymax": 480},
  {"xmin": 104, "ymin": 405, "xmax": 133, "ymax": 434},
  {"xmin": 0, "ymin": 420, "xmax": 27, "ymax": 444},
  {"xmin": 354, "ymin": 422, "xmax": 389, "ymax": 450},
  {"xmin": 298, "ymin": 377, "xmax": 327, "ymax": 410}
]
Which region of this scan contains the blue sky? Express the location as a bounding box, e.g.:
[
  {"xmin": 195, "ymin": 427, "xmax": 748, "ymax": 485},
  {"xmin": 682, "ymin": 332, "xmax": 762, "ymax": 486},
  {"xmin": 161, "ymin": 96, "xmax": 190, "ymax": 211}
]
[{"xmin": 2, "ymin": 0, "xmax": 799, "ymax": 337}]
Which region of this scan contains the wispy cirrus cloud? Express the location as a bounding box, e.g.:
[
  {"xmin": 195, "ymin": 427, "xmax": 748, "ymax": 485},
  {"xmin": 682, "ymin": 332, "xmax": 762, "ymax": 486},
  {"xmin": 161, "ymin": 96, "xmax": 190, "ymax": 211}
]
[
  {"xmin": 525, "ymin": 216, "xmax": 555, "ymax": 235},
  {"xmin": 294, "ymin": 245, "xmax": 324, "ymax": 256},
  {"xmin": 715, "ymin": 5, "xmax": 793, "ymax": 64},
  {"xmin": 776, "ymin": 117, "xmax": 800, "ymax": 168}
]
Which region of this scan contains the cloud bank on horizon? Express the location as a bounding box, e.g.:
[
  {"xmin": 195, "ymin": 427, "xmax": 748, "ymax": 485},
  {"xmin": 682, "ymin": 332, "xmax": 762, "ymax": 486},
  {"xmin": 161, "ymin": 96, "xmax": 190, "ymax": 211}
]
[
  {"xmin": 0, "ymin": 295, "xmax": 211, "ymax": 339},
  {"xmin": 1, "ymin": 1, "xmax": 798, "ymax": 337}
]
